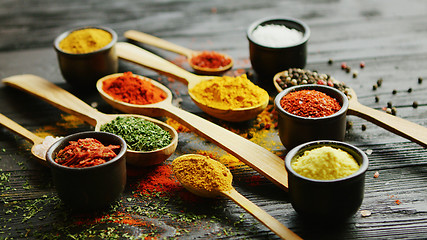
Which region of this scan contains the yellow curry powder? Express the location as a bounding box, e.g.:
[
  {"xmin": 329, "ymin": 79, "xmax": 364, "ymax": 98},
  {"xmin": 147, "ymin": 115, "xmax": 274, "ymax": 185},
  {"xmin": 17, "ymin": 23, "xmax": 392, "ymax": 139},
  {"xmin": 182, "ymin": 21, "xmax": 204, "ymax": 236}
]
[
  {"xmin": 189, "ymin": 74, "xmax": 268, "ymax": 110},
  {"xmin": 172, "ymin": 155, "xmax": 233, "ymax": 193},
  {"xmin": 59, "ymin": 28, "xmax": 112, "ymax": 54},
  {"xmin": 292, "ymin": 146, "xmax": 360, "ymax": 180}
]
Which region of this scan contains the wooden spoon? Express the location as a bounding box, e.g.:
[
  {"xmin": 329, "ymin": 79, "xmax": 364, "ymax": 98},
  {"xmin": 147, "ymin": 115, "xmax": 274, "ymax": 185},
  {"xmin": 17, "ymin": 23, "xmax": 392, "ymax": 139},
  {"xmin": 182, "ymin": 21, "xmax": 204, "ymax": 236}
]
[
  {"xmin": 96, "ymin": 72, "xmax": 288, "ymax": 190},
  {"xmin": 116, "ymin": 42, "xmax": 268, "ymax": 122},
  {"xmin": 2, "ymin": 75, "xmax": 178, "ymax": 167},
  {"xmin": 273, "ymin": 71, "xmax": 427, "ymax": 148},
  {"xmin": 172, "ymin": 154, "xmax": 301, "ymax": 240},
  {"xmin": 0, "ymin": 113, "xmax": 47, "ymax": 166},
  {"xmin": 124, "ymin": 30, "xmax": 234, "ymax": 75}
]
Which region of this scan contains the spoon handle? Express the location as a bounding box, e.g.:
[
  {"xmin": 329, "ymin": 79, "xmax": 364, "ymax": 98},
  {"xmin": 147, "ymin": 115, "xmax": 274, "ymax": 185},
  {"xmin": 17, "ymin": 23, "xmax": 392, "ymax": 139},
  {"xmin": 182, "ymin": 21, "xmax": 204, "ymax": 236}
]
[
  {"xmin": 125, "ymin": 30, "xmax": 195, "ymax": 58},
  {"xmin": 2, "ymin": 75, "xmax": 103, "ymax": 126},
  {"xmin": 0, "ymin": 113, "xmax": 42, "ymax": 144},
  {"xmin": 222, "ymin": 189, "xmax": 301, "ymax": 240},
  {"xmin": 116, "ymin": 42, "xmax": 213, "ymax": 86},
  {"xmin": 349, "ymin": 101, "xmax": 427, "ymax": 147},
  {"xmin": 161, "ymin": 103, "xmax": 288, "ymax": 191}
]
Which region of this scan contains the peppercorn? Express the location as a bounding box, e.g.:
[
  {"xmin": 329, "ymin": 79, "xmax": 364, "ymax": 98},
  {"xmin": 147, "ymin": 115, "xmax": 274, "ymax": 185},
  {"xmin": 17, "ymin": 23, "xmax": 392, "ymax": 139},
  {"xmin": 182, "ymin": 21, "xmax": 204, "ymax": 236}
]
[
  {"xmin": 386, "ymin": 108, "xmax": 392, "ymax": 114},
  {"xmin": 392, "ymin": 89, "xmax": 397, "ymax": 95},
  {"xmin": 341, "ymin": 62, "xmax": 347, "ymax": 69},
  {"xmin": 360, "ymin": 61, "xmax": 365, "ymax": 68},
  {"xmin": 346, "ymin": 121, "xmax": 353, "ymax": 130},
  {"xmin": 377, "ymin": 78, "xmax": 383, "ymax": 87},
  {"xmin": 413, "ymin": 101, "xmax": 419, "ymax": 108},
  {"xmin": 408, "ymin": 88, "xmax": 413, "ymax": 93},
  {"xmin": 362, "ymin": 124, "xmax": 367, "ymax": 131},
  {"xmin": 328, "ymin": 59, "xmax": 333, "ymax": 65},
  {"xmin": 345, "ymin": 66, "xmax": 351, "ymax": 73},
  {"xmin": 387, "ymin": 101, "xmax": 393, "ymax": 108},
  {"xmin": 373, "ymin": 84, "xmax": 378, "ymax": 90},
  {"xmin": 247, "ymin": 132, "xmax": 253, "ymax": 139},
  {"xmin": 418, "ymin": 77, "xmax": 423, "ymax": 84},
  {"xmin": 391, "ymin": 107, "xmax": 397, "ymax": 116},
  {"xmin": 352, "ymin": 71, "xmax": 358, "ymax": 78},
  {"xmin": 375, "ymin": 95, "xmax": 379, "ymax": 102}
]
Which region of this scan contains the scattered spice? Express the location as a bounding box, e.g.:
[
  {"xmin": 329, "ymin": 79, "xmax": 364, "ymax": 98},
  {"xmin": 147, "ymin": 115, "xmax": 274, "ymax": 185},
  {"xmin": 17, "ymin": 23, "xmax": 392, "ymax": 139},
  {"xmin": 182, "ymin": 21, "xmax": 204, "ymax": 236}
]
[
  {"xmin": 413, "ymin": 101, "xmax": 419, "ymax": 108},
  {"xmin": 375, "ymin": 95, "xmax": 379, "ymax": 102},
  {"xmin": 191, "ymin": 51, "xmax": 231, "ymax": 69},
  {"xmin": 274, "ymin": 68, "xmax": 349, "ymax": 95},
  {"xmin": 352, "ymin": 71, "xmax": 358, "ymax": 78},
  {"xmin": 418, "ymin": 77, "xmax": 423, "ymax": 84},
  {"xmin": 102, "ymin": 72, "xmax": 167, "ymax": 105},
  {"xmin": 360, "ymin": 61, "xmax": 365, "ymax": 68},
  {"xmin": 172, "ymin": 155, "xmax": 233, "ymax": 193},
  {"xmin": 341, "ymin": 62, "xmax": 347, "ymax": 70},
  {"xmin": 166, "ymin": 118, "xmax": 190, "ymax": 133},
  {"xmin": 59, "ymin": 28, "xmax": 112, "ymax": 54},
  {"xmin": 189, "ymin": 74, "xmax": 268, "ymax": 110},
  {"xmin": 100, "ymin": 116, "xmax": 171, "ymax": 152},
  {"xmin": 372, "ymin": 84, "xmax": 378, "ymax": 90},
  {"xmin": 280, "ymin": 89, "xmax": 341, "ymax": 118},
  {"xmin": 374, "ymin": 171, "xmax": 379, "ymax": 178},
  {"xmin": 362, "ymin": 124, "xmax": 367, "ymax": 131},
  {"xmin": 361, "ymin": 210, "xmax": 371, "ymax": 217},
  {"xmin": 392, "ymin": 89, "xmax": 397, "ymax": 95},
  {"xmin": 328, "ymin": 58, "xmax": 333, "ymax": 65},
  {"xmin": 408, "ymin": 88, "xmax": 412, "ymax": 93},
  {"xmin": 377, "ymin": 78, "xmax": 383, "ymax": 87},
  {"xmin": 54, "ymin": 138, "xmax": 120, "ymax": 168}
]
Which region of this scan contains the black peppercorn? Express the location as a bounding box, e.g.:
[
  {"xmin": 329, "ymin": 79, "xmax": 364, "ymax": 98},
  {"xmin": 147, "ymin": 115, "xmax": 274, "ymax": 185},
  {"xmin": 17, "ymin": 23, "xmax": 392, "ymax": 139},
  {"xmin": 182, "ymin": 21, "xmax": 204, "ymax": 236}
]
[
  {"xmin": 377, "ymin": 78, "xmax": 383, "ymax": 87},
  {"xmin": 362, "ymin": 124, "xmax": 367, "ymax": 131},
  {"xmin": 387, "ymin": 101, "xmax": 393, "ymax": 108},
  {"xmin": 392, "ymin": 89, "xmax": 397, "ymax": 95},
  {"xmin": 375, "ymin": 95, "xmax": 379, "ymax": 102},
  {"xmin": 373, "ymin": 84, "xmax": 378, "ymax": 90},
  {"xmin": 328, "ymin": 58, "xmax": 333, "ymax": 65},
  {"xmin": 391, "ymin": 107, "xmax": 397, "ymax": 116},
  {"xmin": 413, "ymin": 101, "xmax": 419, "ymax": 108},
  {"xmin": 408, "ymin": 88, "xmax": 412, "ymax": 93},
  {"xmin": 418, "ymin": 77, "xmax": 423, "ymax": 84}
]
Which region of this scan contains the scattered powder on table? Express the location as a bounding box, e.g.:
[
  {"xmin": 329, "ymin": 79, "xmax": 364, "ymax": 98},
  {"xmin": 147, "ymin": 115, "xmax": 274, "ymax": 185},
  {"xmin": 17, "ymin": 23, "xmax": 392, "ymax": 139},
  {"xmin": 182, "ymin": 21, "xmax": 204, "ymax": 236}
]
[
  {"xmin": 252, "ymin": 24, "xmax": 303, "ymax": 47},
  {"xmin": 59, "ymin": 28, "xmax": 112, "ymax": 54},
  {"xmin": 189, "ymin": 74, "xmax": 268, "ymax": 110},
  {"xmin": 292, "ymin": 146, "xmax": 359, "ymax": 180}
]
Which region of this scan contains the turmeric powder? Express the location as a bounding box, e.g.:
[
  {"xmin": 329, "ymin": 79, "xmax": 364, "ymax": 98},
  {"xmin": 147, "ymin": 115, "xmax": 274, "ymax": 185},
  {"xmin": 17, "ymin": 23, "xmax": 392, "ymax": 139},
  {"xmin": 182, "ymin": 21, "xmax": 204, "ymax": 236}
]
[
  {"xmin": 59, "ymin": 28, "xmax": 112, "ymax": 54},
  {"xmin": 171, "ymin": 154, "xmax": 233, "ymax": 195},
  {"xmin": 189, "ymin": 74, "xmax": 268, "ymax": 110}
]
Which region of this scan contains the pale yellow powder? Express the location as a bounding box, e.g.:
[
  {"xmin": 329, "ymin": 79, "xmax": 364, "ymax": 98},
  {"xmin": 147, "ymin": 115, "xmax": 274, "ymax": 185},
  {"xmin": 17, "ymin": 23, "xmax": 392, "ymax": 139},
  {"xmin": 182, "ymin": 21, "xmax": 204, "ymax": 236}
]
[
  {"xmin": 189, "ymin": 74, "xmax": 268, "ymax": 110},
  {"xmin": 291, "ymin": 146, "xmax": 360, "ymax": 180}
]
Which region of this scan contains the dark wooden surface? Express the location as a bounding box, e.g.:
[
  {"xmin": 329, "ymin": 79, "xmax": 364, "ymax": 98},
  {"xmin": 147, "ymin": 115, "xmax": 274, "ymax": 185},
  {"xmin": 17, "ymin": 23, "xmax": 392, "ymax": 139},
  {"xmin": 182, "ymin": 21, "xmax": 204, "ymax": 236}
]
[{"xmin": 1, "ymin": 0, "xmax": 427, "ymax": 239}]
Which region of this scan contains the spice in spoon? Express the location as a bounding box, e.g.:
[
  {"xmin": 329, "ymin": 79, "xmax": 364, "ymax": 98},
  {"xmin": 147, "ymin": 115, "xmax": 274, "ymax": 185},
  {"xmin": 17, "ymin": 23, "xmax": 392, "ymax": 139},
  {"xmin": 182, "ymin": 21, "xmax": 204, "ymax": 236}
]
[
  {"xmin": 191, "ymin": 51, "xmax": 232, "ymax": 69},
  {"xmin": 171, "ymin": 154, "xmax": 233, "ymax": 194},
  {"xmin": 189, "ymin": 74, "xmax": 268, "ymax": 110},
  {"xmin": 100, "ymin": 116, "xmax": 172, "ymax": 152}
]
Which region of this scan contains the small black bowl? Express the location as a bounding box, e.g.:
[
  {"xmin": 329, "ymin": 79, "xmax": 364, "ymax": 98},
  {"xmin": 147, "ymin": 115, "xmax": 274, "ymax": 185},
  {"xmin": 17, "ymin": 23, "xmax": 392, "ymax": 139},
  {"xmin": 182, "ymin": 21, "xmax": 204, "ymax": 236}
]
[
  {"xmin": 46, "ymin": 131, "xmax": 127, "ymax": 211},
  {"xmin": 285, "ymin": 140, "xmax": 369, "ymax": 220},
  {"xmin": 275, "ymin": 84, "xmax": 349, "ymax": 150},
  {"xmin": 247, "ymin": 17, "xmax": 310, "ymax": 88},
  {"xmin": 53, "ymin": 26, "xmax": 118, "ymax": 90}
]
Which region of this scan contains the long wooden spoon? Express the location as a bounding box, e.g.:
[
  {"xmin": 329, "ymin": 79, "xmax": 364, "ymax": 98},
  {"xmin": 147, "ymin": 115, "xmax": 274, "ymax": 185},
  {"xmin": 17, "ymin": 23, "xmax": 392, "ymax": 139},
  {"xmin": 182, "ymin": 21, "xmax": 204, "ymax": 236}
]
[
  {"xmin": 124, "ymin": 30, "xmax": 234, "ymax": 75},
  {"xmin": 273, "ymin": 71, "xmax": 427, "ymax": 148},
  {"xmin": 0, "ymin": 113, "xmax": 47, "ymax": 166},
  {"xmin": 116, "ymin": 42, "xmax": 269, "ymax": 122},
  {"xmin": 172, "ymin": 154, "xmax": 301, "ymax": 240},
  {"xmin": 2, "ymin": 75, "xmax": 178, "ymax": 167}
]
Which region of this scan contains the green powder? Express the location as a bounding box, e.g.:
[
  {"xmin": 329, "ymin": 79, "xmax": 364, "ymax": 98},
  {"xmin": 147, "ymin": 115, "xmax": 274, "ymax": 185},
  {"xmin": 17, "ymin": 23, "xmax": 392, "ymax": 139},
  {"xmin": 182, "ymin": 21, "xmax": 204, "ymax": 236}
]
[{"xmin": 100, "ymin": 116, "xmax": 172, "ymax": 152}]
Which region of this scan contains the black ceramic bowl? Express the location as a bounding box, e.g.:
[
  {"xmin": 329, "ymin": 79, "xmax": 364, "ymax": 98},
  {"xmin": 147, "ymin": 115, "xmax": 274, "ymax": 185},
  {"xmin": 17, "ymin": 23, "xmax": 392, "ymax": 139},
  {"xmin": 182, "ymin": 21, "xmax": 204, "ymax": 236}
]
[
  {"xmin": 275, "ymin": 84, "xmax": 349, "ymax": 150},
  {"xmin": 247, "ymin": 17, "xmax": 310, "ymax": 88},
  {"xmin": 46, "ymin": 131, "xmax": 127, "ymax": 211},
  {"xmin": 54, "ymin": 26, "xmax": 118, "ymax": 90},
  {"xmin": 285, "ymin": 140, "xmax": 369, "ymax": 220}
]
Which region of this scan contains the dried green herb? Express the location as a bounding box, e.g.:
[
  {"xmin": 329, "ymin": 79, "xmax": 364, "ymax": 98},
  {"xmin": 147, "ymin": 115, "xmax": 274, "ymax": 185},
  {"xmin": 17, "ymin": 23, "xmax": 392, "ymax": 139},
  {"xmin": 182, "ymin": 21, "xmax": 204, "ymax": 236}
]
[{"xmin": 100, "ymin": 116, "xmax": 172, "ymax": 152}]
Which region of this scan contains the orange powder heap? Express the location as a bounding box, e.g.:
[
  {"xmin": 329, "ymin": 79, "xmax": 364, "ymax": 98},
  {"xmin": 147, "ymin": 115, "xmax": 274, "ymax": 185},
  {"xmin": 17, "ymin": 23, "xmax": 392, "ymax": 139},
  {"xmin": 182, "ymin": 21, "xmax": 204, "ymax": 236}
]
[{"xmin": 102, "ymin": 72, "xmax": 167, "ymax": 105}]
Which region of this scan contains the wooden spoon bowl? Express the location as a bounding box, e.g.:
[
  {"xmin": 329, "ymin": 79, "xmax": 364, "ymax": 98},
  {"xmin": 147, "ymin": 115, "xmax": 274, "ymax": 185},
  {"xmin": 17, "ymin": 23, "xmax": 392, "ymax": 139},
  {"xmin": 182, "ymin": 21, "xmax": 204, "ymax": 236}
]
[
  {"xmin": 273, "ymin": 70, "xmax": 427, "ymax": 148},
  {"xmin": 116, "ymin": 42, "xmax": 268, "ymax": 122},
  {"xmin": 124, "ymin": 30, "xmax": 234, "ymax": 75},
  {"xmin": 2, "ymin": 74, "xmax": 178, "ymax": 167}
]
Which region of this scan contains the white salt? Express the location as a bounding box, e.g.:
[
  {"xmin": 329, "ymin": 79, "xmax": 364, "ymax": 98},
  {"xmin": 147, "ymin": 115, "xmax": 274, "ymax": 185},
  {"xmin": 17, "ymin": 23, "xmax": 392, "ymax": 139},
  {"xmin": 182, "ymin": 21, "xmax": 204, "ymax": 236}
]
[
  {"xmin": 252, "ymin": 24, "xmax": 304, "ymax": 47},
  {"xmin": 33, "ymin": 135, "xmax": 63, "ymax": 159}
]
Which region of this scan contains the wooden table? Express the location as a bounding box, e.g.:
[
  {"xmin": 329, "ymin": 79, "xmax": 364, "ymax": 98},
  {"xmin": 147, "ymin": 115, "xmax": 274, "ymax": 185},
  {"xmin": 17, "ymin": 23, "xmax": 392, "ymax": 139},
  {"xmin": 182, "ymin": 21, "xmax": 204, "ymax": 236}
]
[{"xmin": 1, "ymin": 0, "xmax": 427, "ymax": 239}]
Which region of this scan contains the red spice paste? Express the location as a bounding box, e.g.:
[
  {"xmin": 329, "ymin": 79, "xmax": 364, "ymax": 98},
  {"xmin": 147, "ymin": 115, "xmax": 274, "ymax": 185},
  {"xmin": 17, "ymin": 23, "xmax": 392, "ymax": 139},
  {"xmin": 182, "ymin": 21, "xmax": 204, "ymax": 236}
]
[
  {"xmin": 280, "ymin": 89, "xmax": 341, "ymax": 118},
  {"xmin": 191, "ymin": 51, "xmax": 231, "ymax": 69},
  {"xmin": 54, "ymin": 138, "xmax": 120, "ymax": 168},
  {"xmin": 102, "ymin": 72, "xmax": 167, "ymax": 105}
]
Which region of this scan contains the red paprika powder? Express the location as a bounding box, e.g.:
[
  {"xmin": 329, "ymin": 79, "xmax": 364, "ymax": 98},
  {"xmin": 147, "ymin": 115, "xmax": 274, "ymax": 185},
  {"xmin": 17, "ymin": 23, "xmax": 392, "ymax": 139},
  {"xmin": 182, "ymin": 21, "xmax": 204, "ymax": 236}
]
[
  {"xmin": 191, "ymin": 51, "xmax": 231, "ymax": 69},
  {"xmin": 102, "ymin": 72, "xmax": 167, "ymax": 105},
  {"xmin": 280, "ymin": 89, "xmax": 341, "ymax": 118}
]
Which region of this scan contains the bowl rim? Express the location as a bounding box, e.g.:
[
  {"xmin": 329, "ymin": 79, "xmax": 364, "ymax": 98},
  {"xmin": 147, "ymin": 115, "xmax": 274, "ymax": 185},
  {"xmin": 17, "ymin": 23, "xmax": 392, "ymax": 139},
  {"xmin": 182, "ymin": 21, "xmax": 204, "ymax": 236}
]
[
  {"xmin": 53, "ymin": 26, "xmax": 118, "ymax": 56},
  {"xmin": 274, "ymin": 84, "xmax": 349, "ymax": 120},
  {"xmin": 285, "ymin": 140, "xmax": 369, "ymax": 183},
  {"xmin": 46, "ymin": 131, "xmax": 127, "ymax": 171},
  {"xmin": 247, "ymin": 16, "xmax": 311, "ymax": 49}
]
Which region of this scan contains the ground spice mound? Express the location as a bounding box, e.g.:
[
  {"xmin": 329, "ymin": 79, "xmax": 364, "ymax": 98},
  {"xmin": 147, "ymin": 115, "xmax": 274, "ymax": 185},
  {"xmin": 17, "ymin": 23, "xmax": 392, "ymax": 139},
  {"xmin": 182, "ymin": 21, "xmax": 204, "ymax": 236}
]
[
  {"xmin": 280, "ymin": 89, "xmax": 341, "ymax": 118},
  {"xmin": 189, "ymin": 74, "xmax": 268, "ymax": 110},
  {"xmin": 102, "ymin": 72, "xmax": 167, "ymax": 105},
  {"xmin": 172, "ymin": 155, "xmax": 233, "ymax": 193},
  {"xmin": 59, "ymin": 28, "xmax": 112, "ymax": 54}
]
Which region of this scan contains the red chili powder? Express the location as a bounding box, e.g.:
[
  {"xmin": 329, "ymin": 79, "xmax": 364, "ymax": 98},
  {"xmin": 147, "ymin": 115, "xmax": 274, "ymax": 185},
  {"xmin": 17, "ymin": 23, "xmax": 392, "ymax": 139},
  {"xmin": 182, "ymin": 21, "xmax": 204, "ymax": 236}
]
[
  {"xmin": 280, "ymin": 89, "xmax": 341, "ymax": 118},
  {"xmin": 131, "ymin": 165, "xmax": 182, "ymax": 197},
  {"xmin": 102, "ymin": 71, "xmax": 167, "ymax": 105},
  {"xmin": 191, "ymin": 51, "xmax": 231, "ymax": 69},
  {"xmin": 54, "ymin": 138, "xmax": 120, "ymax": 168}
]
